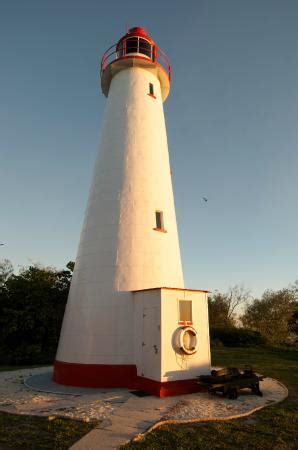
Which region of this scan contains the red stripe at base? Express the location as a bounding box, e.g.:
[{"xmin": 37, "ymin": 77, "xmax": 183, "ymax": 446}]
[
  {"xmin": 53, "ymin": 360, "xmax": 137, "ymax": 388},
  {"xmin": 53, "ymin": 360, "xmax": 207, "ymax": 397},
  {"xmin": 135, "ymin": 375, "xmax": 207, "ymax": 397}
]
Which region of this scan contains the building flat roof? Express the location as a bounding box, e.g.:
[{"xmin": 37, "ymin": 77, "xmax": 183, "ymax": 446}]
[{"xmin": 132, "ymin": 286, "xmax": 210, "ymax": 293}]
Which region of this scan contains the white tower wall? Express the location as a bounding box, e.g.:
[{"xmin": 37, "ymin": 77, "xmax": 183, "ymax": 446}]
[{"xmin": 56, "ymin": 66, "xmax": 184, "ymax": 366}]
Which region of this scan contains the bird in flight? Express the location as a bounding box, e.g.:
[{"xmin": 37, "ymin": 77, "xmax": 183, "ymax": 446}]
[
  {"xmin": 0, "ymin": 243, "xmax": 5, "ymax": 246},
  {"xmin": 202, "ymin": 197, "xmax": 208, "ymax": 203}
]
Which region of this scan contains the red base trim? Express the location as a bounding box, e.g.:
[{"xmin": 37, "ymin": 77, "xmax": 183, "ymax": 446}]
[
  {"xmin": 53, "ymin": 361, "xmax": 137, "ymax": 388},
  {"xmin": 135, "ymin": 376, "xmax": 207, "ymax": 397},
  {"xmin": 53, "ymin": 361, "xmax": 207, "ymax": 397}
]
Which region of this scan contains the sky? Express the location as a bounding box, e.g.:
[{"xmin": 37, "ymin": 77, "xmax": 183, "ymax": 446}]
[{"xmin": 0, "ymin": 0, "xmax": 297, "ymax": 298}]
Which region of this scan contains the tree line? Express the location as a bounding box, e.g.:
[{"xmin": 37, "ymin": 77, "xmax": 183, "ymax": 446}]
[
  {"xmin": 0, "ymin": 259, "xmax": 297, "ymax": 365},
  {"xmin": 0, "ymin": 260, "xmax": 74, "ymax": 365},
  {"xmin": 208, "ymin": 284, "xmax": 297, "ymax": 346}
]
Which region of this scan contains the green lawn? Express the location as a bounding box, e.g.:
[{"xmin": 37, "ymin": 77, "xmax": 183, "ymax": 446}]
[
  {"xmin": 0, "ymin": 413, "xmax": 94, "ymax": 450},
  {"xmin": 123, "ymin": 346, "xmax": 298, "ymax": 450}
]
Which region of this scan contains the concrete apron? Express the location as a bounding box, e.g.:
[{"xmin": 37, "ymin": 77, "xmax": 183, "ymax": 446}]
[{"xmin": 71, "ymin": 378, "xmax": 288, "ymax": 450}]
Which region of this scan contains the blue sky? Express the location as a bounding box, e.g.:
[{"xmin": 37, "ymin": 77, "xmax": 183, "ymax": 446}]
[{"xmin": 1, "ymin": 0, "xmax": 297, "ymax": 297}]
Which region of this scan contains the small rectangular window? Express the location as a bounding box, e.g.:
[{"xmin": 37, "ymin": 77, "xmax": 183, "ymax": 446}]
[
  {"xmin": 155, "ymin": 210, "xmax": 164, "ymax": 230},
  {"xmin": 149, "ymin": 83, "xmax": 154, "ymax": 95},
  {"xmin": 179, "ymin": 300, "xmax": 192, "ymax": 324}
]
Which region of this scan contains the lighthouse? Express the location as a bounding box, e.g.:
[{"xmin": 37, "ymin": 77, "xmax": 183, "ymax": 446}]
[{"xmin": 54, "ymin": 27, "xmax": 211, "ymax": 396}]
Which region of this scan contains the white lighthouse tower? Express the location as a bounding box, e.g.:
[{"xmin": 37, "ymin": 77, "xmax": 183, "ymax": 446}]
[{"xmin": 54, "ymin": 27, "xmax": 211, "ymax": 396}]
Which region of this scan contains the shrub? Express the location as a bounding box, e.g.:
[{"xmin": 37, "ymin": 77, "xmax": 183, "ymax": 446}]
[
  {"xmin": 0, "ymin": 261, "xmax": 74, "ymax": 365},
  {"xmin": 241, "ymin": 289, "xmax": 296, "ymax": 344},
  {"xmin": 210, "ymin": 326, "xmax": 266, "ymax": 347}
]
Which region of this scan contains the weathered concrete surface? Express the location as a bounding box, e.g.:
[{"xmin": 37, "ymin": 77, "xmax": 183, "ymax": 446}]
[
  {"xmin": 71, "ymin": 378, "xmax": 288, "ymax": 450},
  {"xmin": 71, "ymin": 396, "xmax": 176, "ymax": 449}
]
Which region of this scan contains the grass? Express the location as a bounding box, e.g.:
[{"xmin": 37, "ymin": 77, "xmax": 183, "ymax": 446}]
[
  {"xmin": 0, "ymin": 413, "xmax": 94, "ymax": 450},
  {"xmin": 122, "ymin": 346, "xmax": 298, "ymax": 450}
]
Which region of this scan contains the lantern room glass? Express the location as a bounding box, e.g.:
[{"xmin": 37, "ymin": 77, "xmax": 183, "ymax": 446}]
[{"xmin": 118, "ymin": 37, "xmax": 153, "ymax": 59}]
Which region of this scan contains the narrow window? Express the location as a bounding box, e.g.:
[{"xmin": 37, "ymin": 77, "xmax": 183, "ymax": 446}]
[
  {"xmin": 155, "ymin": 210, "xmax": 164, "ymax": 230},
  {"xmin": 149, "ymin": 83, "xmax": 154, "ymax": 96},
  {"xmin": 179, "ymin": 300, "xmax": 193, "ymax": 324}
]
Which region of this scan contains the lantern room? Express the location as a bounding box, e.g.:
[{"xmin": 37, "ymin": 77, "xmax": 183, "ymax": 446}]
[
  {"xmin": 117, "ymin": 27, "xmax": 155, "ymax": 59},
  {"xmin": 101, "ymin": 26, "xmax": 171, "ymax": 101}
]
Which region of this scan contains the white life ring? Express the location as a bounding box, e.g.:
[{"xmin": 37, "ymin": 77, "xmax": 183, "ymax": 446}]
[{"xmin": 178, "ymin": 326, "xmax": 199, "ymax": 355}]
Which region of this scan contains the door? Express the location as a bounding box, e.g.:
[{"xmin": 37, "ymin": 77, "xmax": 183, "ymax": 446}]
[{"xmin": 141, "ymin": 307, "xmax": 160, "ymax": 378}]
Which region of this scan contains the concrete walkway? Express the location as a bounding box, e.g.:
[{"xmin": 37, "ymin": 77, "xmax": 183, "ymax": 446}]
[{"xmin": 71, "ymin": 395, "xmax": 177, "ymax": 449}]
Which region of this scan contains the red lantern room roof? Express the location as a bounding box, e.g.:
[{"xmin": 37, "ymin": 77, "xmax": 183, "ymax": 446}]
[{"xmin": 117, "ymin": 26, "xmax": 155, "ymax": 46}]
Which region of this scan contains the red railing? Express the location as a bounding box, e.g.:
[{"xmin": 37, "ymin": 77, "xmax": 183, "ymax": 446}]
[{"xmin": 100, "ymin": 41, "xmax": 171, "ymax": 81}]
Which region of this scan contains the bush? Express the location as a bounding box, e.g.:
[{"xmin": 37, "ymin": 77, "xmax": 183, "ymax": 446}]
[
  {"xmin": 0, "ymin": 261, "xmax": 74, "ymax": 365},
  {"xmin": 241, "ymin": 289, "xmax": 296, "ymax": 344},
  {"xmin": 210, "ymin": 327, "xmax": 266, "ymax": 347}
]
